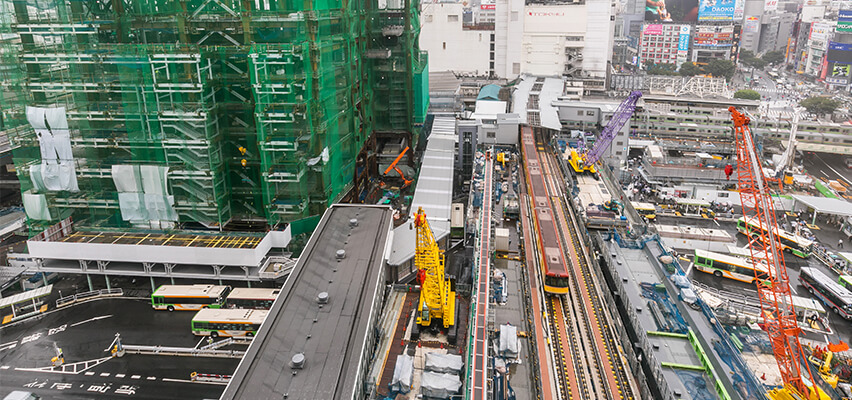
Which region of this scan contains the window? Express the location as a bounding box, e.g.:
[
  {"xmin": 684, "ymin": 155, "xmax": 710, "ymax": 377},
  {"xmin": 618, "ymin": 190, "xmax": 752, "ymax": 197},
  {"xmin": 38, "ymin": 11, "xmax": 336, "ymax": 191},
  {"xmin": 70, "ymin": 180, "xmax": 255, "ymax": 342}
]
[
  {"xmin": 577, "ymin": 110, "xmax": 584, "ymax": 116},
  {"xmin": 616, "ymin": 141, "xmax": 623, "ymax": 146},
  {"xmin": 425, "ymin": 15, "xmax": 433, "ymax": 22},
  {"xmin": 511, "ymin": 11, "xmax": 519, "ymax": 21},
  {"xmin": 448, "ymin": 15, "xmax": 459, "ymax": 22},
  {"xmin": 443, "ymin": 42, "xmax": 446, "ymax": 50},
  {"xmin": 718, "ymin": 192, "xmax": 729, "ymax": 198},
  {"xmin": 615, "ymin": 151, "xmax": 623, "ymax": 156},
  {"xmin": 586, "ymin": 111, "xmax": 595, "ymax": 116},
  {"xmin": 487, "ymin": 131, "xmax": 496, "ymax": 138},
  {"xmin": 512, "ymin": 63, "xmax": 520, "ymax": 74}
]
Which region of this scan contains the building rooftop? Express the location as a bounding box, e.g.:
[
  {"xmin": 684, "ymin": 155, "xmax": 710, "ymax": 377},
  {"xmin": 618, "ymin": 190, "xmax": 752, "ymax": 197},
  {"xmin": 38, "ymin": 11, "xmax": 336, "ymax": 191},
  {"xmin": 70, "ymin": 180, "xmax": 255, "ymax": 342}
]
[
  {"xmin": 221, "ymin": 204, "xmax": 393, "ymax": 400},
  {"xmin": 476, "ymin": 84, "xmax": 501, "ymax": 101}
]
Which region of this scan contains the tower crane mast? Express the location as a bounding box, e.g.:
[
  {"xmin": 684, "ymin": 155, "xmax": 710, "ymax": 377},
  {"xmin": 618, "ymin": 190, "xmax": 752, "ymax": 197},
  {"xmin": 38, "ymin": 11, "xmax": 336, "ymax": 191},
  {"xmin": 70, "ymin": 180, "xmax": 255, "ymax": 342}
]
[{"xmin": 729, "ymin": 107, "xmax": 822, "ymax": 399}]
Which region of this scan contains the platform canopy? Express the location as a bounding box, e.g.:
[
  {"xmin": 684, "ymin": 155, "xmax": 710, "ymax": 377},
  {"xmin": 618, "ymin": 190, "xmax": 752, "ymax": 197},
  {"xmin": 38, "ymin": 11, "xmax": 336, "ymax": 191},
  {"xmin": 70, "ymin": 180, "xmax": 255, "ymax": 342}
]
[{"xmin": 791, "ymin": 195, "xmax": 852, "ymax": 218}]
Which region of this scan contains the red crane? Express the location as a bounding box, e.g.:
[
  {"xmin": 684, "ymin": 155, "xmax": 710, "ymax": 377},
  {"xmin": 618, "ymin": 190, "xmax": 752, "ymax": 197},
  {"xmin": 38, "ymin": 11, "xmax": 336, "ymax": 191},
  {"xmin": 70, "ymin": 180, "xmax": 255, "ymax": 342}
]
[{"xmin": 729, "ymin": 107, "xmax": 821, "ymax": 399}]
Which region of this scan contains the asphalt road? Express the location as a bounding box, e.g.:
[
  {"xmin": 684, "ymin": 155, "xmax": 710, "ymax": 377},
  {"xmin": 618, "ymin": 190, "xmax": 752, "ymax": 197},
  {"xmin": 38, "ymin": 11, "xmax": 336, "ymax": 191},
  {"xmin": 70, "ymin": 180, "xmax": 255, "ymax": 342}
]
[
  {"xmin": 0, "ymin": 298, "xmax": 240, "ymax": 399},
  {"xmin": 801, "ymin": 152, "xmax": 852, "ymax": 184}
]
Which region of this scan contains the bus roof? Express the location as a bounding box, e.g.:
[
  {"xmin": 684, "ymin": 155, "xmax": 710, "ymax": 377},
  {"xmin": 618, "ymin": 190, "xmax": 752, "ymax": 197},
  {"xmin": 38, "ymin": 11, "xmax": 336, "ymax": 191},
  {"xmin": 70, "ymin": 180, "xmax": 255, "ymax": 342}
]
[
  {"xmin": 738, "ymin": 216, "xmax": 814, "ymax": 247},
  {"xmin": 694, "ymin": 249, "xmax": 768, "ymax": 273},
  {"xmin": 676, "ymin": 198, "xmax": 711, "ymax": 207},
  {"xmin": 631, "ymin": 202, "xmax": 656, "ymax": 210},
  {"xmin": 192, "ymin": 308, "xmax": 269, "ymax": 324},
  {"xmin": 801, "ymin": 267, "xmax": 852, "ymax": 304},
  {"xmin": 153, "ymin": 284, "xmax": 230, "ymax": 298},
  {"xmin": 227, "ymin": 288, "xmax": 281, "ymax": 300}
]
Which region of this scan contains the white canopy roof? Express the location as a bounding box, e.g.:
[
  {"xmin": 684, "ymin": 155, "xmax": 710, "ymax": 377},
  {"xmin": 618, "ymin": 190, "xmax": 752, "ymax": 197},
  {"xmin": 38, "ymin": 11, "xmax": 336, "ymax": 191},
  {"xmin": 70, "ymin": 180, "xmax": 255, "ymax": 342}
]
[{"xmin": 792, "ymin": 195, "xmax": 852, "ymax": 217}]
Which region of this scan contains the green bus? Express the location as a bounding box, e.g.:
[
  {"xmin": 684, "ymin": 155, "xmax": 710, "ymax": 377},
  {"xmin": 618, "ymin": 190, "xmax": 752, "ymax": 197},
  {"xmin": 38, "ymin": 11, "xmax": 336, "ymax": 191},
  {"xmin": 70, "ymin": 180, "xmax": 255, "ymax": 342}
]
[
  {"xmin": 151, "ymin": 284, "xmax": 231, "ymax": 312},
  {"xmin": 693, "ymin": 249, "xmax": 770, "ymax": 285},
  {"xmin": 191, "ymin": 308, "xmax": 268, "ymax": 338},
  {"xmin": 736, "ymin": 217, "xmax": 813, "ymax": 258}
]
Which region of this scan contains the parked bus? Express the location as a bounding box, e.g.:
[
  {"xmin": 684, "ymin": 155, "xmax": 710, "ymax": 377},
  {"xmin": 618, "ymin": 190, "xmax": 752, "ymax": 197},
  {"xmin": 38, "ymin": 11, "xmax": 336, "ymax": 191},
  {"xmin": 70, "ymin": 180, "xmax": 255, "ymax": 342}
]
[
  {"xmin": 224, "ymin": 288, "xmax": 280, "ymax": 310},
  {"xmin": 736, "ymin": 216, "xmax": 813, "ymax": 258},
  {"xmin": 799, "ymin": 267, "xmax": 852, "ymax": 320},
  {"xmin": 191, "ymin": 308, "xmax": 269, "ymax": 337},
  {"xmin": 839, "ymin": 275, "xmax": 852, "ymax": 289},
  {"xmin": 693, "ymin": 249, "xmax": 770, "ymax": 285},
  {"xmin": 151, "ymin": 284, "xmax": 231, "ymax": 312},
  {"xmin": 631, "ymin": 202, "xmax": 657, "ymax": 221}
]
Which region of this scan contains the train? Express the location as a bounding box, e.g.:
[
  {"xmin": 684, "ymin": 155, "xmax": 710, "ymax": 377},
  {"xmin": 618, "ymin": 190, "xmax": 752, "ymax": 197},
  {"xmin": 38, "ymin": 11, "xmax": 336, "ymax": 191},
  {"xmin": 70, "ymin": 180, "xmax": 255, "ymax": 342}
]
[{"xmin": 520, "ymin": 126, "xmax": 571, "ymax": 294}]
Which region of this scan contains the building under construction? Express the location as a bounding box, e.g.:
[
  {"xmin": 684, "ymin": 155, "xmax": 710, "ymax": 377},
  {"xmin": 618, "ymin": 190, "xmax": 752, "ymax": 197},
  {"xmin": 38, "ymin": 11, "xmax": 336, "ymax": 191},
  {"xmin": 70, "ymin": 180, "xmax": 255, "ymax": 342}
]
[{"xmin": 0, "ymin": 0, "xmax": 428, "ymax": 232}]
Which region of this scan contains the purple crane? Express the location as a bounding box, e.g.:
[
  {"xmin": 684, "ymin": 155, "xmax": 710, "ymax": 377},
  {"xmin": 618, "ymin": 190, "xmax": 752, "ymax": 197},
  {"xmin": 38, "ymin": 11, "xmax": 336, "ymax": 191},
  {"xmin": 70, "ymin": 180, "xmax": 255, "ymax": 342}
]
[{"xmin": 583, "ymin": 90, "xmax": 643, "ymax": 166}]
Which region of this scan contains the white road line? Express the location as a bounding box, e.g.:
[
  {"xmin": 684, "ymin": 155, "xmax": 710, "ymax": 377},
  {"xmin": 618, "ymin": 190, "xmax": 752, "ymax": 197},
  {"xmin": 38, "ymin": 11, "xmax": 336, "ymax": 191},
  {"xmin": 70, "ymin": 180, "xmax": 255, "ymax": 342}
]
[
  {"xmin": 790, "ymin": 285, "xmax": 798, "ymax": 295},
  {"xmin": 0, "ymin": 341, "xmax": 16, "ymax": 347},
  {"xmin": 99, "ymin": 372, "xmax": 110, "ymax": 377},
  {"xmin": 84, "ymin": 371, "xmax": 95, "ymax": 376},
  {"xmin": 161, "ymin": 377, "xmax": 228, "ymax": 386},
  {"xmin": 131, "ymin": 375, "xmax": 141, "ymax": 380},
  {"xmin": 194, "ymin": 337, "xmax": 205, "ymax": 349},
  {"xmin": 70, "ymin": 315, "xmax": 113, "ymax": 328},
  {"xmin": 0, "ymin": 366, "xmax": 9, "ymax": 370},
  {"xmin": 0, "ymin": 343, "xmax": 16, "ymax": 352},
  {"xmin": 820, "ymin": 170, "xmax": 828, "ymax": 177},
  {"xmin": 115, "ymin": 374, "xmax": 125, "ymax": 378},
  {"xmin": 147, "ymin": 376, "xmax": 157, "ymax": 380}
]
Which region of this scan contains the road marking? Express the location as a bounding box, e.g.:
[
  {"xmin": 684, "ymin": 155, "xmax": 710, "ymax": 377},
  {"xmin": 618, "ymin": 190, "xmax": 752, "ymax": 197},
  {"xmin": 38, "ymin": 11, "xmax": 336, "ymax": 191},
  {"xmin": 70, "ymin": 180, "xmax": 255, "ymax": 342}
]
[
  {"xmin": 0, "ymin": 366, "xmax": 9, "ymax": 370},
  {"xmin": 194, "ymin": 337, "xmax": 205, "ymax": 349},
  {"xmin": 161, "ymin": 377, "xmax": 228, "ymax": 386},
  {"xmin": 70, "ymin": 315, "xmax": 113, "ymax": 328},
  {"xmin": 130, "ymin": 375, "xmax": 141, "ymax": 380},
  {"xmin": 115, "ymin": 373, "xmax": 125, "ymax": 378},
  {"xmin": 790, "ymin": 285, "xmax": 798, "ymax": 295},
  {"xmin": 147, "ymin": 376, "xmax": 156, "ymax": 380},
  {"xmin": 84, "ymin": 371, "xmax": 95, "ymax": 376},
  {"xmin": 99, "ymin": 372, "xmax": 110, "ymax": 377},
  {"xmin": 820, "ymin": 170, "xmax": 828, "ymax": 177},
  {"xmin": 0, "ymin": 342, "xmax": 16, "ymax": 352},
  {"xmin": 0, "ymin": 341, "xmax": 16, "ymax": 347}
]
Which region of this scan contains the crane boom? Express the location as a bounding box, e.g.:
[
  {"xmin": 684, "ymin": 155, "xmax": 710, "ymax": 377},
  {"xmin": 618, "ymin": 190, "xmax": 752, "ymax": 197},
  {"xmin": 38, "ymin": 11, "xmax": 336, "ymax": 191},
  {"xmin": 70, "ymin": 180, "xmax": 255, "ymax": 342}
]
[
  {"xmin": 568, "ymin": 90, "xmax": 642, "ymax": 173},
  {"xmin": 414, "ymin": 207, "xmax": 455, "ymax": 329},
  {"xmin": 729, "ymin": 107, "xmax": 818, "ymax": 399}
]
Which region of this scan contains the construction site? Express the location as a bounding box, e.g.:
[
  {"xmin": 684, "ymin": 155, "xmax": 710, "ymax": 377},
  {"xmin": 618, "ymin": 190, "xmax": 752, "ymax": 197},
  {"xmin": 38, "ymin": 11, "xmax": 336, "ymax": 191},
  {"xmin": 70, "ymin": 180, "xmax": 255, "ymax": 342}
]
[{"xmin": 0, "ymin": 0, "xmax": 428, "ymax": 232}]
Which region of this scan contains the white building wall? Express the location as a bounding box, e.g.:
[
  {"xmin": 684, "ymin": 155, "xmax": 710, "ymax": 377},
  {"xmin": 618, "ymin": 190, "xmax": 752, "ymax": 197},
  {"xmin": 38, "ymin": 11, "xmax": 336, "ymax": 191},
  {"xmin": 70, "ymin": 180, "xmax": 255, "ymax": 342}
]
[
  {"xmin": 494, "ymin": 0, "xmax": 524, "ymax": 78},
  {"xmin": 420, "ymin": 2, "xmax": 491, "ymax": 73},
  {"xmin": 584, "ymin": 0, "xmax": 615, "ymax": 79}
]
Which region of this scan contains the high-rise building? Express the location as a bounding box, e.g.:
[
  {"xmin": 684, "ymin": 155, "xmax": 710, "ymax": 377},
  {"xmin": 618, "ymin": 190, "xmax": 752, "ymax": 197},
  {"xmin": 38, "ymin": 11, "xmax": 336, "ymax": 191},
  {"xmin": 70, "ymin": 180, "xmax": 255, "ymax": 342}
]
[{"xmin": 0, "ymin": 0, "xmax": 428, "ymax": 231}]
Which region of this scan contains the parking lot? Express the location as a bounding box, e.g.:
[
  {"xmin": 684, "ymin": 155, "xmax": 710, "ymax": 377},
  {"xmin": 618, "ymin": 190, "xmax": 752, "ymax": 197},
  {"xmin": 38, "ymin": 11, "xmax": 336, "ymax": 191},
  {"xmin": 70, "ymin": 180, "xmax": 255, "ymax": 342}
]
[{"xmin": 0, "ymin": 298, "xmax": 241, "ymax": 399}]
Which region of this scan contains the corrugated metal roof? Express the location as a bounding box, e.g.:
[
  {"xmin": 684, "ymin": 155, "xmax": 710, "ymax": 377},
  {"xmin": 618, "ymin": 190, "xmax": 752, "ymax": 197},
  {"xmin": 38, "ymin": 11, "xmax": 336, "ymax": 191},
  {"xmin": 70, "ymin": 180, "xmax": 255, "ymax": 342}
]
[
  {"xmin": 539, "ymin": 77, "xmax": 564, "ymax": 131},
  {"xmin": 792, "ymin": 195, "xmax": 852, "ymax": 217},
  {"xmin": 0, "ymin": 284, "xmax": 53, "ymax": 309},
  {"xmin": 388, "ymin": 117, "xmax": 456, "ymax": 266}
]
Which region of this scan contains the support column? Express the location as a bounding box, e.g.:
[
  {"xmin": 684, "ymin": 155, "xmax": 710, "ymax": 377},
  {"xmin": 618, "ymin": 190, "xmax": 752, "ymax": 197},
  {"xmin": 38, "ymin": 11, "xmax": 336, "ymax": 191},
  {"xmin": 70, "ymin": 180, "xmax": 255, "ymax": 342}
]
[
  {"xmin": 812, "ymin": 212, "xmax": 818, "ymax": 226},
  {"xmin": 151, "ymin": 277, "xmax": 156, "ymax": 293},
  {"xmin": 86, "ymin": 274, "xmax": 94, "ymax": 291},
  {"xmin": 105, "ymin": 275, "xmax": 111, "ymax": 290},
  {"xmin": 42, "ymin": 272, "xmax": 48, "ymax": 286}
]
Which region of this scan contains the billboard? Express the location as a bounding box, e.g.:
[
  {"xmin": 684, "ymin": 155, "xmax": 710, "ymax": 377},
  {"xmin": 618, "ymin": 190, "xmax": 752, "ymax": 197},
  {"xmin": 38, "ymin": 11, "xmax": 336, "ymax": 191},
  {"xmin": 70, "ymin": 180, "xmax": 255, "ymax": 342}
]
[
  {"xmin": 839, "ymin": 9, "xmax": 852, "ymax": 33},
  {"xmin": 828, "ymin": 41, "xmax": 852, "ymax": 64},
  {"xmin": 831, "ymin": 63, "xmax": 850, "ymax": 78},
  {"xmin": 644, "ymin": 24, "xmax": 664, "ymax": 35},
  {"xmin": 744, "ymin": 16, "xmax": 759, "ymax": 33},
  {"xmin": 694, "ymin": 25, "xmax": 734, "ymax": 47},
  {"xmin": 809, "ymin": 21, "xmax": 832, "ymax": 43},
  {"xmin": 677, "ymin": 25, "xmax": 691, "ymax": 65},
  {"xmin": 764, "ymin": 0, "xmax": 777, "ymax": 12},
  {"xmin": 698, "ymin": 0, "xmax": 736, "ymax": 21},
  {"xmin": 733, "ymin": 0, "xmax": 744, "ymax": 20},
  {"xmin": 645, "ymin": 0, "xmax": 699, "ymax": 23}
]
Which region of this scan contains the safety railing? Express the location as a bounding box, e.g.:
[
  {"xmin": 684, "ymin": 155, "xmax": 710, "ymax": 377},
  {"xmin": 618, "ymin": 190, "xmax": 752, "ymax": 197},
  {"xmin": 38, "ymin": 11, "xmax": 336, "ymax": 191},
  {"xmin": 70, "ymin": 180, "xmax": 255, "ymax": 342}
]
[{"xmin": 56, "ymin": 288, "xmax": 123, "ymax": 308}]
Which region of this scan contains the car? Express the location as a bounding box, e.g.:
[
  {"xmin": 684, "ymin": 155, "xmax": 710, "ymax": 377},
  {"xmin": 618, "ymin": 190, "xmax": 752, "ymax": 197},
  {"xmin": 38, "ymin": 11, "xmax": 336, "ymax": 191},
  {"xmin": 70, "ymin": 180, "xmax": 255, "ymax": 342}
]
[{"xmin": 846, "ymin": 157, "xmax": 852, "ymax": 169}]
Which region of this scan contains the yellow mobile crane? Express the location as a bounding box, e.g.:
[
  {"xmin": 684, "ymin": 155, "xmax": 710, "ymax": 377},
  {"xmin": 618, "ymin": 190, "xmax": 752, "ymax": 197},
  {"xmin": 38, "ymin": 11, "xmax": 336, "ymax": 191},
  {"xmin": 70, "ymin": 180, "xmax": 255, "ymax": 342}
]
[{"xmin": 414, "ymin": 207, "xmax": 456, "ymax": 337}]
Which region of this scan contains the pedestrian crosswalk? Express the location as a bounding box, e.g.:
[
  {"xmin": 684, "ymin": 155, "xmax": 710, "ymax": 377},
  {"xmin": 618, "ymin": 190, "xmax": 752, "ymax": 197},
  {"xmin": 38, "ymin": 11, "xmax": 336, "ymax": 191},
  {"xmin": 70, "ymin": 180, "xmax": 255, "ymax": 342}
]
[{"xmin": 752, "ymin": 87, "xmax": 797, "ymax": 96}]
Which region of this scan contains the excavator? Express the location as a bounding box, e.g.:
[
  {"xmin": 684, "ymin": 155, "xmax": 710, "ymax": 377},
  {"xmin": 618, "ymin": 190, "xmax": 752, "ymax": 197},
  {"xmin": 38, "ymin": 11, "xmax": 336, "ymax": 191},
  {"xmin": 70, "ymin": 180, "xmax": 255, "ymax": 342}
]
[
  {"xmin": 383, "ymin": 146, "xmax": 413, "ymax": 188},
  {"xmin": 568, "ymin": 90, "xmax": 642, "ymax": 174},
  {"xmin": 412, "ymin": 207, "xmax": 457, "ymax": 343}
]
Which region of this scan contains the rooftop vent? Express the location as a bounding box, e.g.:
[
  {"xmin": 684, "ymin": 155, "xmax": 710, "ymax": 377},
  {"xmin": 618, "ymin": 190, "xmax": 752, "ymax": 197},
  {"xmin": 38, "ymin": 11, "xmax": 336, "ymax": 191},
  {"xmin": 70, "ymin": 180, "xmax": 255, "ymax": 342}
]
[
  {"xmin": 317, "ymin": 292, "xmax": 329, "ymax": 304},
  {"xmin": 291, "ymin": 353, "xmax": 305, "ymax": 369},
  {"xmin": 349, "ymin": 218, "xmax": 359, "ymax": 227},
  {"xmin": 336, "ymin": 249, "xmax": 346, "ymax": 259}
]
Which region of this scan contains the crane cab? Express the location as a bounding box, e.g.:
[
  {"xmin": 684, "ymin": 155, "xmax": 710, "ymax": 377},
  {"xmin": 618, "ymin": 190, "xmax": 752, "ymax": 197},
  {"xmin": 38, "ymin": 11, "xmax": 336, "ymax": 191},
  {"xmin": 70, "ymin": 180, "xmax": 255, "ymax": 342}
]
[{"xmin": 568, "ymin": 149, "xmax": 596, "ymax": 174}]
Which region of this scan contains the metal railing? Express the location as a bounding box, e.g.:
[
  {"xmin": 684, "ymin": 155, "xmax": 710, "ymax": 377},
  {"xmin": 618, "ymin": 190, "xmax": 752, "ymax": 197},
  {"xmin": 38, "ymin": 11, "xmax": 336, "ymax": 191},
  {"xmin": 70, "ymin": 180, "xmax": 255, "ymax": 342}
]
[{"xmin": 56, "ymin": 288, "xmax": 123, "ymax": 308}]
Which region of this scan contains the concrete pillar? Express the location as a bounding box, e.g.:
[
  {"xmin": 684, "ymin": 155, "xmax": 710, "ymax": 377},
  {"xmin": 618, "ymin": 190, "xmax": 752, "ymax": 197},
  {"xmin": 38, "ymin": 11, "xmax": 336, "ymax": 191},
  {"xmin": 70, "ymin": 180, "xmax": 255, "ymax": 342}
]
[
  {"xmin": 170, "ymin": 277, "xmax": 175, "ymax": 285},
  {"xmin": 105, "ymin": 275, "xmax": 111, "ymax": 290},
  {"xmin": 42, "ymin": 272, "xmax": 48, "ymax": 286},
  {"xmin": 86, "ymin": 274, "xmax": 93, "ymax": 291},
  {"xmin": 218, "ymin": 279, "xmax": 223, "ymax": 286},
  {"xmin": 812, "ymin": 212, "xmax": 817, "ymax": 226},
  {"xmin": 150, "ymin": 277, "xmax": 156, "ymax": 293},
  {"xmin": 247, "ymin": 281, "xmax": 252, "ymax": 288}
]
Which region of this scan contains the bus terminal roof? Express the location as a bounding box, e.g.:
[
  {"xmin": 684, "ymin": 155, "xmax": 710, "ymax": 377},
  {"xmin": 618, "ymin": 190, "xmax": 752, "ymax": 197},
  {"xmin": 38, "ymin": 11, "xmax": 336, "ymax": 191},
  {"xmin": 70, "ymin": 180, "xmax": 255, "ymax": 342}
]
[{"xmin": 791, "ymin": 195, "xmax": 852, "ymax": 217}]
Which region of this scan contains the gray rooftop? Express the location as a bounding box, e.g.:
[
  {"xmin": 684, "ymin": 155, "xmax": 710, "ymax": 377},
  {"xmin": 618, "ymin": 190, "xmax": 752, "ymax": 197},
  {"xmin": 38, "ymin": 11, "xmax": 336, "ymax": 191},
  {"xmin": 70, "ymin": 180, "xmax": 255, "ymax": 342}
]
[{"xmin": 220, "ymin": 204, "xmax": 393, "ymax": 400}]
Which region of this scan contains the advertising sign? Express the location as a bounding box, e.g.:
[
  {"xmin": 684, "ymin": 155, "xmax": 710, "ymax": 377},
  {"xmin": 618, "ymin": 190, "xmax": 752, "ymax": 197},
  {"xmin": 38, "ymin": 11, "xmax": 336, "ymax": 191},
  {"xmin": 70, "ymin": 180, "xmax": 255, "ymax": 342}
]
[
  {"xmin": 645, "ymin": 0, "xmax": 699, "ymax": 23},
  {"xmin": 744, "ymin": 16, "xmax": 759, "ymax": 33},
  {"xmin": 839, "ymin": 9, "xmax": 852, "ymax": 33},
  {"xmin": 828, "ymin": 41, "xmax": 852, "ymax": 64},
  {"xmin": 733, "ymin": 0, "xmax": 744, "ymax": 20},
  {"xmin": 809, "ymin": 21, "xmax": 832, "ymax": 43},
  {"xmin": 644, "ymin": 24, "xmax": 664, "ymax": 35},
  {"xmin": 480, "ymin": 4, "xmax": 495, "ymax": 9},
  {"xmin": 694, "ymin": 25, "xmax": 734, "ymax": 47},
  {"xmin": 698, "ymin": 0, "xmax": 735, "ymax": 21},
  {"xmin": 764, "ymin": 0, "xmax": 777, "ymax": 12},
  {"xmin": 677, "ymin": 25, "xmax": 691, "ymax": 65},
  {"xmin": 831, "ymin": 63, "xmax": 850, "ymax": 77}
]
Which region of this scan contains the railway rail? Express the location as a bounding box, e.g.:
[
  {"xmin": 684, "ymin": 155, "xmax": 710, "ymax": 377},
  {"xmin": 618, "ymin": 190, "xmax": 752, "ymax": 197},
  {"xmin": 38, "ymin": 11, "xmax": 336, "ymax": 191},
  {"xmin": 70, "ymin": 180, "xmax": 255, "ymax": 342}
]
[{"xmin": 520, "ymin": 126, "xmax": 635, "ymax": 400}]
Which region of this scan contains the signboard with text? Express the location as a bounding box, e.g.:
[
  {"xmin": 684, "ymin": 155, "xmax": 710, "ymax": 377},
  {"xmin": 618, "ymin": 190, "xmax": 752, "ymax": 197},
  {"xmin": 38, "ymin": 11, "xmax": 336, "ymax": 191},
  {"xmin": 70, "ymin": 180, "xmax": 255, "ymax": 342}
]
[
  {"xmin": 645, "ymin": 0, "xmax": 698, "ymax": 23},
  {"xmin": 698, "ymin": 0, "xmax": 735, "ymax": 21},
  {"xmin": 744, "ymin": 16, "xmax": 759, "ymax": 33},
  {"xmin": 677, "ymin": 25, "xmax": 691, "ymax": 65},
  {"xmin": 839, "ymin": 9, "xmax": 852, "ymax": 32},
  {"xmin": 764, "ymin": 0, "xmax": 777, "ymax": 12}
]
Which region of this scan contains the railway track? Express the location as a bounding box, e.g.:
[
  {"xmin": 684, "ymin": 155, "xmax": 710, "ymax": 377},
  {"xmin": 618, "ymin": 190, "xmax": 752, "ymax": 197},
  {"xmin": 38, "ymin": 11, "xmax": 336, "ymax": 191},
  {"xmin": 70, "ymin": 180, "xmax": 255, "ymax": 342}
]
[{"xmin": 523, "ymin": 126, "xmax": 635, "ymax": 400}]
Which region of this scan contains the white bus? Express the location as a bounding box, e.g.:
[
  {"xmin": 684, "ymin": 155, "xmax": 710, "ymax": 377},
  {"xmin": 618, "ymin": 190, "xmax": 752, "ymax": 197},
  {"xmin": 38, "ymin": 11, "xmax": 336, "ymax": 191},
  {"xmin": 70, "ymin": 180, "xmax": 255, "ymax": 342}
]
[
  {"xmin": 191, "ymin": 308, "xmax": 269, "ymax": 337},
  {"xmin": 800, "ymin": 267, "xmax": 852, "ymax": 320},
  {"xmin": 151, "ymin": 284, "xmax": 231, "ymax": 312},
  {"xmin": 737, "ymin": 216, "xmax": 813, "ymax": 258},
  {"xmin": 224, "ymin": 288, "xmax": 280, "ymax": 310},
  {"xmin": 693, "ymin": 249, "xmax": 770, "ymax": 285}
]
